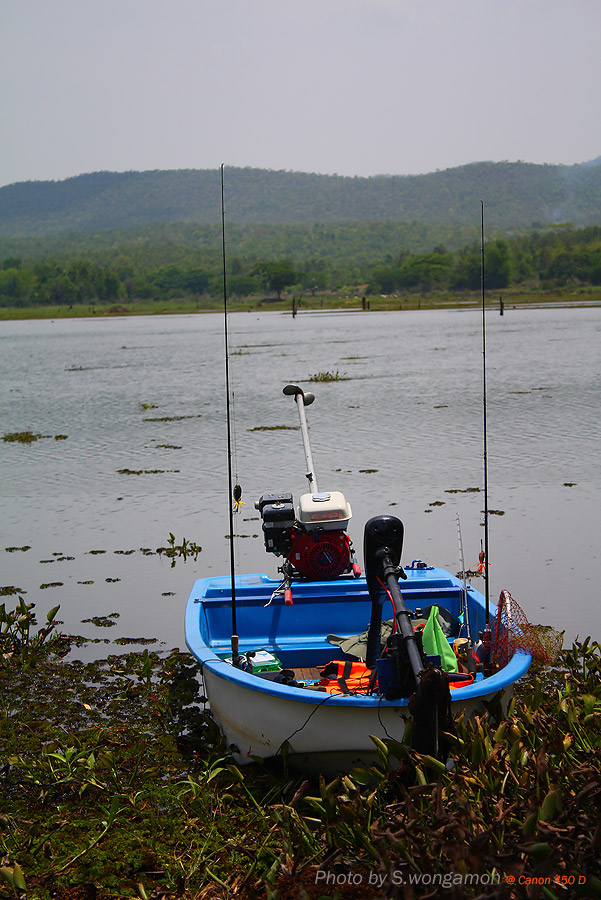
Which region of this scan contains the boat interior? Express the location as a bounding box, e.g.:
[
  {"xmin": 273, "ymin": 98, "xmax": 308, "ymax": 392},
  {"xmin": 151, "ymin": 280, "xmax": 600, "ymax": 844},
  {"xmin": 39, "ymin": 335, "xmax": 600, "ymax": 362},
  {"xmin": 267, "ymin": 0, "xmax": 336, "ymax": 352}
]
[{"xmin": 191, "ymin": 567, "xmax": 489, "ymax": 682}]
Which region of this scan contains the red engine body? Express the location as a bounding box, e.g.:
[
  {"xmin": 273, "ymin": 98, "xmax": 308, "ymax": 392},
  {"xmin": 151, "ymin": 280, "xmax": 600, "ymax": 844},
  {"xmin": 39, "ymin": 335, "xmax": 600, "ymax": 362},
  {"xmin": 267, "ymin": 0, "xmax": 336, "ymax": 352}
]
[{"xmin": 287, "ymin": 529, "xmax": 352, "ymax": 579}]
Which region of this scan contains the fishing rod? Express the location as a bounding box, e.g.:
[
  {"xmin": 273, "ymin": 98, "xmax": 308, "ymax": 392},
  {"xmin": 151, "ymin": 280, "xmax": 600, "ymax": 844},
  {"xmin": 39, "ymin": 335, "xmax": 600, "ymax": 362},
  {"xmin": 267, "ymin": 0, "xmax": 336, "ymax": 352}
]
[
  {"xmin": 221, "ymin": 164, "xmax": 239, "ymax": 662},
  {"xmin": 481, "ymin": 200, "xmax": 490, "ymax": 624}
]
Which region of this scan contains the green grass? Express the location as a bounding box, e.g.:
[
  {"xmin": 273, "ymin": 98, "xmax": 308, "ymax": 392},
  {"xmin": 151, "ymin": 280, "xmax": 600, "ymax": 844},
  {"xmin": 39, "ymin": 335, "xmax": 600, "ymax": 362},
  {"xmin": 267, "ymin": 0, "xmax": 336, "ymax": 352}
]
[
  {"xmin": 2, "ymin": 596, "xmax": 601, "ymax": 899},
  {"xmin": 1, "ymin": 287, "xmax": 600, "ymax": 320}
]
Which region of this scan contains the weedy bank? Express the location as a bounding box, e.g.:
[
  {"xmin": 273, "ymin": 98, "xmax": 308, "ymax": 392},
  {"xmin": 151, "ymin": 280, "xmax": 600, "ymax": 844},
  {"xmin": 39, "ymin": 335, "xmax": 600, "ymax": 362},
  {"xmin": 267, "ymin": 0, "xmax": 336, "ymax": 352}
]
[{"xmin": 1, "ymin": 602, "xmax": 600, "ymax": 899}]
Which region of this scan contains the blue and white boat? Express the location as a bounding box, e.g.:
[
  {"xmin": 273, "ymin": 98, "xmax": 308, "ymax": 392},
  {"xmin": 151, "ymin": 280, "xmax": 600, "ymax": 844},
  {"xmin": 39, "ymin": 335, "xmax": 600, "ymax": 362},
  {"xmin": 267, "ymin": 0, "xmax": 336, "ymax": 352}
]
[{"xmin": 185, "ymin": 385, "xmax": 532, "ymax": 771}]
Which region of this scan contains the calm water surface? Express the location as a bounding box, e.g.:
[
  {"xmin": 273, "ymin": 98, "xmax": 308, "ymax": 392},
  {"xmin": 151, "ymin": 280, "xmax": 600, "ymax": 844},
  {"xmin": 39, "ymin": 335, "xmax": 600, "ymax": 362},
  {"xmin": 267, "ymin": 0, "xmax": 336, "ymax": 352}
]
[{"xmin": 1, "ymin": 306, "xmax": 599, "ymax": 655}]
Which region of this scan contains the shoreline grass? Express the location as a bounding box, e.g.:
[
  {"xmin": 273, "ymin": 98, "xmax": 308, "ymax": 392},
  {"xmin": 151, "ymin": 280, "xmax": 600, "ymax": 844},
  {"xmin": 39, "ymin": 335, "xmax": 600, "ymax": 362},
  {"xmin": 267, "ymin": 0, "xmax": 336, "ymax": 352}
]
[
  {"xmin": 0, "ymin": 287, "xmax": 600, "ymax": 320},
  {"xmin": 1, "ymin": 599, "xmax": 601, "ymax": 899}
]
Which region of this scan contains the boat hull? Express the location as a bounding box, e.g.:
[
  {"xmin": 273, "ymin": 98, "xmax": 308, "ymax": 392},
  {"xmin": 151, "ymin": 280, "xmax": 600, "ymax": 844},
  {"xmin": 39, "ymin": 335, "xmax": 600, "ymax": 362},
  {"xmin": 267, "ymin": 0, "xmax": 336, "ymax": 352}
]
[{"xmin": 185, "ymin": 571, "xmax": 531, "ymax": 770}]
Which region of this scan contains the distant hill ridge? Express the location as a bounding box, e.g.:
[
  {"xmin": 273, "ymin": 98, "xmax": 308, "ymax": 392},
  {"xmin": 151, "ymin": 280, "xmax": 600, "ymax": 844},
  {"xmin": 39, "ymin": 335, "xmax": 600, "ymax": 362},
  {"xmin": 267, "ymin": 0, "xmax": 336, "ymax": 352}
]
[{"xmin": 1, "ymin": 160, "xmax": 600, "ymax": 237}]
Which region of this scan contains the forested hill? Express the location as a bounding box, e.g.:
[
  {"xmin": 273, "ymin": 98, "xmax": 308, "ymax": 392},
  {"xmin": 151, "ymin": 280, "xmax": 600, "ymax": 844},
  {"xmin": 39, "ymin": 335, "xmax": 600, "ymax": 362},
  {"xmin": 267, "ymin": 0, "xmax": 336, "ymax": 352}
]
[{"xmin": 1, "ymin": 160, "xmax": 600, "ymax": 237}]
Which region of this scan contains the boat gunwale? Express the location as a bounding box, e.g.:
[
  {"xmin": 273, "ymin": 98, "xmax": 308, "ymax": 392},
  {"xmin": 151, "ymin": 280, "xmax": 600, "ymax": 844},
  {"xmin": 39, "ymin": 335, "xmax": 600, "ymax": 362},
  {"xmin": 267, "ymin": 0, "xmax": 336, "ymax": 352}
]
[{"xmin": 185, "ymin": 572, "xmax": 533, "ymax": 708}]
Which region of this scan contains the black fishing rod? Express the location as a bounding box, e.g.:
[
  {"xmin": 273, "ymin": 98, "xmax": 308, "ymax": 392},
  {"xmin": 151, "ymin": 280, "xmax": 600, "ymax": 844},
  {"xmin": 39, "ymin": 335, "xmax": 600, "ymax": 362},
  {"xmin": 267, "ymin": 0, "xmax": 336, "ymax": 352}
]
[
  {"xmin": 481, "ymin": 200, "xmax": 490, "ymax": 624},
  {"xmin": 221, "ymin": 164, "xmax": 239, "ymax": 662}
]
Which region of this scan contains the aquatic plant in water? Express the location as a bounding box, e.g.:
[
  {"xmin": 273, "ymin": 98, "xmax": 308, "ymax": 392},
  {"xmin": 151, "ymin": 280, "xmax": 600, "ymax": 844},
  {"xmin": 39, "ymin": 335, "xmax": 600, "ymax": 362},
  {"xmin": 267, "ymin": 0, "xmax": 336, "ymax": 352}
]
[
  {"xmin": 156, "ymin": 533, "xmax": 202, "ymax": 567},
  {"xmin": 2, "ymin": 431, "xmax": 49, "ymax": 443},
  {"xmin": 0, "ymin": 598, "xmax": 64, "ymax": 663},
  {"xmin": 309, "ymin": 370, "xmax": 343, "ymax": 382},
  {"xmin": 2, "ymin": 431, "xmax": 68, "ymax": 443}
]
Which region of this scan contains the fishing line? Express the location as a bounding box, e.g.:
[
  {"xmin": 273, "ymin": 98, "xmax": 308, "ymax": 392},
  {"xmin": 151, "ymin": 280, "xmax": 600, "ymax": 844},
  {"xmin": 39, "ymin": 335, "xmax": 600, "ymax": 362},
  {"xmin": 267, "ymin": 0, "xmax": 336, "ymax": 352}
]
[
  {"xmin": 219, "ymin": 173, "xmax": 242, "ymax": 519},
  {"xmin": 221, "ymin": 164, "xmax": 239, "ymax": 658},
  {"xmin": 226, "ymin": 319, "xmax": 242, "ymax": 507}
]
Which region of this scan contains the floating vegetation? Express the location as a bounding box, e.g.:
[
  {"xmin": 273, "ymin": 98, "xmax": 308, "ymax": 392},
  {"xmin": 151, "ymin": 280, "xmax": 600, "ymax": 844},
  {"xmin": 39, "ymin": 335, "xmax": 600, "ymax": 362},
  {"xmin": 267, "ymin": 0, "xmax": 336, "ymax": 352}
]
[
  {"xmin": 114, "ymin": 549, "xmax": 136, "ymax": 555},
  {"xmin": 153, "ymin": 443, "xmax": 182, "ymax": 449},
  {"xmin": 39, "ymin": 559, "xmax": 55, "ymax": 564},
  {"xmin": 248, "ymin": 425, "xmax": 298, "ymax": 431},
  {"xmin": 88, "ymin": 549, "xmax": 107, "ymax": 555},
  {"xmin": 77, "ymin": 580, "xmax": 94, "ymax": 585},
  {"xmin": 116, "ymin": 468, "xmax": 180, "ymax": 475},
  {"xmin": 105, "ymin": 577, "xmax": 121, "ymax": 583},
  {"xmin": 156, "ymin": 535, "xmax": 201, "ymax": 567},
  {"xmin": 1, "ymin": 586, "xmax": 25, "ymax": 596},
  {"xmin": 5, "ymin": 546, "xmax": 31, "ymax": 553},
  {"xmin": 433, "ymin": 404, "xmax": 448, "ymax": 408},
  {"xmin": 113, "ymin": 636, "xmax": 159, "ymax": 645},
  {"xmin": 2, "ymin": 430, "xmax": 49, "ymax": 443},
  {"xmin": 81, "ymin": 615, "xmax": 119, "ymax": 627},
  {"xmin": 445, "ymin": 486, "xmax": 481, "ymax": 493},
  {"xmin": 488, "ymin": 508, "xmax": 506, "ymax": 515},
  {"xmin": 162, "ymin": 591, "xmax": 176, "ymax": 597},
  {"xmin": 359, "ymin": 468, "xmax": 378, "ymax": 474},
  {"xmin": 143, "ymin": 414, "xmax": 201, "ymax": 422},
  {"xmin": 564, "ymin": 482, "xmax": 577, "ymax": 487},
  {"xmin": 429, "ymin": 500, "xmax": 445, "ymax": 506},
  {"xmin": 139, "ymin": 402, "xmax": 158, "ymax": 410},
  {"xmin": 2, "ymin": 431, "xmax": 67, "ymax": 443},
  {"xmin": 308, "ymin": 370, "xmax": 344, "ymax": 382},
  {"xmin": 509, "ymin": 387, "xmax": 550, "ymax": 395},
  {"xmin": 39, "ymin": 582, "xmax": 63, "ymax": 589}
]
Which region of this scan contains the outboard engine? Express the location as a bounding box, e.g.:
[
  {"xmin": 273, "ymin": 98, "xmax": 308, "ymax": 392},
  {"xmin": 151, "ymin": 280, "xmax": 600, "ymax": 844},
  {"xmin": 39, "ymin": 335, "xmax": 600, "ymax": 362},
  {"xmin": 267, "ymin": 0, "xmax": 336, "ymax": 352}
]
[
  {"xmin": 256, "ymin": 493, "xmax": 295, "ymax": 555},
  {"xmin": 289, "ymin": 491, "xmax": 353, "ymax": 578},
  {"xmin": 257, "ymin": 489, "xmax": 355, "ymax": 579},
  {"xmin": 256, "ymin": 384, "xmax": 359, "ymax": 584}
]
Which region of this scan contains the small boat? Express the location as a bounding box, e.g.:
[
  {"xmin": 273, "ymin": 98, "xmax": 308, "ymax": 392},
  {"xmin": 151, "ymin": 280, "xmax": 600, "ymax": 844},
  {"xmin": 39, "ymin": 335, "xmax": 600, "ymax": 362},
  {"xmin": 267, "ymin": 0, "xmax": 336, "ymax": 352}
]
[{"xmin": 185, "ymin": 384, "xmax": 533, "ymax": 772}]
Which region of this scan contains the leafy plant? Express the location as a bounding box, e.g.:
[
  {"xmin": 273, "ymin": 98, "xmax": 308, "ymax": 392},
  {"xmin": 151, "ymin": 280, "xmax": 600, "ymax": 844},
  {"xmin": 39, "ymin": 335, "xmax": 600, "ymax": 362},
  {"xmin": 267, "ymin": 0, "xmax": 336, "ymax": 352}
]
[
  {"xmin": 156, "ymin": 533, "xmax": 202, "ymax": 567},
  {"xmin": 309, "ymin": 370, "xmax": 343, "ymax": 382},
  {"xmin": 0, "ymin": 862, "xmax": 26, "ymax": 896},
  {"xmin": 0, "ymin": 599, "xmax": 64, "ymax": 664}
]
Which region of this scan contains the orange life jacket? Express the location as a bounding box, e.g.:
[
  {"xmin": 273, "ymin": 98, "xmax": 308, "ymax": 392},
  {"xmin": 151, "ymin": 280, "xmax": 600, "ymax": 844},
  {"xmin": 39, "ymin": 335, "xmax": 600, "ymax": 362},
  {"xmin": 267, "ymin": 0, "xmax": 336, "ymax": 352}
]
[
  {"xmin": 319, "ymin": 660, "xmax": 474, "ymax": 695},
  {"xmin": 319, "ymin": 660, "xmax": 375, "ymax": 695}
]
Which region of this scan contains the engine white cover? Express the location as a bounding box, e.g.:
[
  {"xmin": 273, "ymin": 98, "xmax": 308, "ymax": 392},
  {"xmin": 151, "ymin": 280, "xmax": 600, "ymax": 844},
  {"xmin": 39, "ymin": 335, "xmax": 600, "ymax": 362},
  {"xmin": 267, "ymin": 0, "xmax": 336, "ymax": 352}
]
[{"xmin": 297, "ymin": 491, "xmax": 352, "ymax": 531}]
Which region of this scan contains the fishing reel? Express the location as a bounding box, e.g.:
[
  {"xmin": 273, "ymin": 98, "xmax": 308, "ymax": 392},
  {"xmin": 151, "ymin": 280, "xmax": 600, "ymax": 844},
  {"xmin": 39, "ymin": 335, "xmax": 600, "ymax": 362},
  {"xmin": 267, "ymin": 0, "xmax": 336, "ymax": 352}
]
[{"xmin": 256, "ymin": 490, "xmax": 358, "ymax": 580}]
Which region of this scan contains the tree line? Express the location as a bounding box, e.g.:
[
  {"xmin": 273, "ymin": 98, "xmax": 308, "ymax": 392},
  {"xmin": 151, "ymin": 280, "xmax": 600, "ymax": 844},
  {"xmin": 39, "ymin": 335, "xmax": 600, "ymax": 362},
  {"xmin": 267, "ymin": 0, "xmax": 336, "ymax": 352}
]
[{"xmin": 1, "ymin": 225, "xmax": 600, "ymax": 308}]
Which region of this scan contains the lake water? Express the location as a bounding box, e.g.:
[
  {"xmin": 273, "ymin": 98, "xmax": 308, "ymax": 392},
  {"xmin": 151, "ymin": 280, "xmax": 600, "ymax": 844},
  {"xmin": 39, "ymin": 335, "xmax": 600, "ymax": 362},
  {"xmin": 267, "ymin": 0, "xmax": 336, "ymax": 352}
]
[{"xmin": 1, "ymin": 305, "xmax": 599, "ymax": 656}]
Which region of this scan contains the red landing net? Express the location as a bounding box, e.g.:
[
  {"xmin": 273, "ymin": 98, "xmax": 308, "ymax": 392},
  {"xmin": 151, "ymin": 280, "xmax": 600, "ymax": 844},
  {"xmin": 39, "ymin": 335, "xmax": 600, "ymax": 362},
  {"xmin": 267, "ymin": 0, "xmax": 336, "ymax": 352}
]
[{"xmin": 491, "ymin": 588, "xmax": 563, "ymax": 668}]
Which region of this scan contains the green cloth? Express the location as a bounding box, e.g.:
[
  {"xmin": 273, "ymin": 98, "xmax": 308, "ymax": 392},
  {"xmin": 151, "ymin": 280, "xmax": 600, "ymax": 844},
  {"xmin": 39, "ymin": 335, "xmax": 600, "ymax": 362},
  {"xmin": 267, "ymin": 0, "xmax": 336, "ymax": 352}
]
[{"xmin": 422, "ymin": 605, "xmax": 458, "ymax": 672}]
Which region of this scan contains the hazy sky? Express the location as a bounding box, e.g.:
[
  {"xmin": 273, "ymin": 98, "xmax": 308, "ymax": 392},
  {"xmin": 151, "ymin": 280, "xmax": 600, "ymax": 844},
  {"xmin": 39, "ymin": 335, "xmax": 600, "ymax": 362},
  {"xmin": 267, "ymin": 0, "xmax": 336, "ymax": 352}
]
[{"xmin": 1, "ymin": 0, "xmax": 600, "ymax": 187}]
